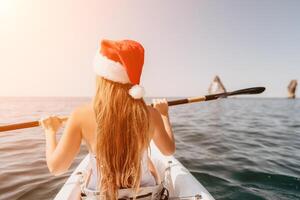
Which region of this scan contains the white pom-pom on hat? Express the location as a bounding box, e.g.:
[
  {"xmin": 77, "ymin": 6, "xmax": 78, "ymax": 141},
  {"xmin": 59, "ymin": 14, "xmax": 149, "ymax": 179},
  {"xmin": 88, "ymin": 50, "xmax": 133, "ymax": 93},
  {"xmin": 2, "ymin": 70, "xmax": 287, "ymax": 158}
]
[{"xmin": 129, "ymin": 85, "xmax": 145, "ymax": 99}]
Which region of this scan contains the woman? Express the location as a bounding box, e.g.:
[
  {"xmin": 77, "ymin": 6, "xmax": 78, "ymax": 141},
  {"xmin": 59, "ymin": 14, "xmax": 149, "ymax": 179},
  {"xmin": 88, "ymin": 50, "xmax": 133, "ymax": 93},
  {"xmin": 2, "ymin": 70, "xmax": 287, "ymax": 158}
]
[{"xmin": 41, "ymin": 39, "xmax": 175, "ymax": 199}]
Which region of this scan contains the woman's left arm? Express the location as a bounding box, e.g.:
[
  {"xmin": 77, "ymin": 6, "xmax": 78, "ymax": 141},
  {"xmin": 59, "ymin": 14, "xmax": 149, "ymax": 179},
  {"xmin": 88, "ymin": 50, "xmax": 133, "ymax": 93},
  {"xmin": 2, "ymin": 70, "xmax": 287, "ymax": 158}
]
[{"xmin": 41, "ymin": 110, "xmax": 82, "ymax": 176}]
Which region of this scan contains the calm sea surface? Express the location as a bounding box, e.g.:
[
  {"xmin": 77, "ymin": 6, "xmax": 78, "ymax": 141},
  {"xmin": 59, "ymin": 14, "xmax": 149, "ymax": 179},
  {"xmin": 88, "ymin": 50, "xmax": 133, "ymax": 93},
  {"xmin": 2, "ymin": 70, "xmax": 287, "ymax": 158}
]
[{"xmin": 0, "ymin": 97, "xmax": 299, "ymax": 200}]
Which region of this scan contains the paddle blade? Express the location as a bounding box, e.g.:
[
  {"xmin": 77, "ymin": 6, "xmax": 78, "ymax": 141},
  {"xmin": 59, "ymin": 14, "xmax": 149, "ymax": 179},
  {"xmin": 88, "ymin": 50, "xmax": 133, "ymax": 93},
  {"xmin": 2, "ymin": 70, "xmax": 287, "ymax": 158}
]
[{"xmin": 228, "ymin": 87, "xmax": 265, "ymax": 96}]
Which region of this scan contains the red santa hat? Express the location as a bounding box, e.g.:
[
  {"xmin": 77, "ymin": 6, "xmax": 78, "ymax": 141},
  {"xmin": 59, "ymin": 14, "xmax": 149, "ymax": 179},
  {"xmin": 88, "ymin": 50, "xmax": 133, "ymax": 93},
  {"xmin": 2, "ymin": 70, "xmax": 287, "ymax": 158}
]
[{"xmin": 93, "ymin": 39, "xmax": 145, "ymax": 99}]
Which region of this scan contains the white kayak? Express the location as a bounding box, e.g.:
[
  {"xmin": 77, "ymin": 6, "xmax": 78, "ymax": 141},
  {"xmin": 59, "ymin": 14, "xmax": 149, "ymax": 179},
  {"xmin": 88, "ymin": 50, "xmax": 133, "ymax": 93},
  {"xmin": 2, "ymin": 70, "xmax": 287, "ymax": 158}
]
[{"xmin": 54, "ymin": 143, "xmax": 215, "ymax": 200}]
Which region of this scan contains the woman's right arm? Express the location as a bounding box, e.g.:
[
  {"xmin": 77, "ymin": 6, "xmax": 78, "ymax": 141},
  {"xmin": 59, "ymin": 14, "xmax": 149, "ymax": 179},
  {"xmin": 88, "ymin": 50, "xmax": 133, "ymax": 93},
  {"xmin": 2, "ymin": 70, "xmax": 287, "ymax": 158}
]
[{"xmin": 151, "ymin": 99, "xmax": 175, "ymax": 156}]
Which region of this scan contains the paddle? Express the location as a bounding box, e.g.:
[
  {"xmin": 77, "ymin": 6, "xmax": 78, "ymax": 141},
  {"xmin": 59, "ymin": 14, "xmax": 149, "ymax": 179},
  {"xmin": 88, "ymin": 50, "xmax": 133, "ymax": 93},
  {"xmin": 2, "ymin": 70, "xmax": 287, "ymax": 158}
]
[
  {"xmin": 0, "ymin": 87, "xmax": 265, "ymax": 132},
  {"xmin": 0, "ymin": 116, "xmax": 69, "ymax": 133},
  {"xmin": 155, "ymin": 86, "xmax": 265, "ymax": 106}
]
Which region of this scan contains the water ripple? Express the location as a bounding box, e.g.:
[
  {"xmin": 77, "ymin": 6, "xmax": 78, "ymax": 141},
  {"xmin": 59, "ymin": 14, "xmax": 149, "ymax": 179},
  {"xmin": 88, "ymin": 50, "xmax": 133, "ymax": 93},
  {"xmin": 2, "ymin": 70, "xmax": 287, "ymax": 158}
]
[{"xmin": 1, "ymin": 97, "xmax": 300, "ymax": 199}]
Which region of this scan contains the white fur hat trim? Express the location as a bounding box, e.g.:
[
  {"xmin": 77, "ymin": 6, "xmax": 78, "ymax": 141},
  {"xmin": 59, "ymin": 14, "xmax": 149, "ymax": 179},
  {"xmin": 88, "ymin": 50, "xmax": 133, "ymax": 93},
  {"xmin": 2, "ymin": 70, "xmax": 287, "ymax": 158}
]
[
  {"xmin": 93, "ymin": 52, "xmax": 130, "ymax": 84},
  {"xmin": 129, "ymin": 85, "xmax": 145, "ymax": 99}
]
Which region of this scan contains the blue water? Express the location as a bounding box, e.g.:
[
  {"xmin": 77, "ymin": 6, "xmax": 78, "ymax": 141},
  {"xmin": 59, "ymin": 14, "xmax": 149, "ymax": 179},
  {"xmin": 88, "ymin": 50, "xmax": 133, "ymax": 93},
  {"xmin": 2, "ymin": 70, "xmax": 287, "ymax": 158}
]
[
  {"xmin": 0, "ymin": 97, "xmax": 299, "ymax": 199},
  {"xmin": 172, "ymin": 99, "xmax": 300, "ymax": 200}
]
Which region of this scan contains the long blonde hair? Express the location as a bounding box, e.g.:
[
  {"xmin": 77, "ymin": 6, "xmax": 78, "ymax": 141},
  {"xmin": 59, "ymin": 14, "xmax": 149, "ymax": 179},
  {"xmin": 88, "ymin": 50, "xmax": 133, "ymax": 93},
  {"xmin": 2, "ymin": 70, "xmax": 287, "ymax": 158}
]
[{"xmin": 93, "ymin": 77, "xmax": 150, "ymax": 199}]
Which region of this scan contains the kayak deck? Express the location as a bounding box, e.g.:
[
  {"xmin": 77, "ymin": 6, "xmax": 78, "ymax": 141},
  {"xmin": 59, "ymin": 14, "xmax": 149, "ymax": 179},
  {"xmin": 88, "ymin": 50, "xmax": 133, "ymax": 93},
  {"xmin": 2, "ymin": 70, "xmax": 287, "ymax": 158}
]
[
  {"xmin": 54, "ymin": 143, "xmax": 214, "ymax": 200},
  {"xmin": 149, "ymin": 143, "xmax": 214, "ymax": 200}
]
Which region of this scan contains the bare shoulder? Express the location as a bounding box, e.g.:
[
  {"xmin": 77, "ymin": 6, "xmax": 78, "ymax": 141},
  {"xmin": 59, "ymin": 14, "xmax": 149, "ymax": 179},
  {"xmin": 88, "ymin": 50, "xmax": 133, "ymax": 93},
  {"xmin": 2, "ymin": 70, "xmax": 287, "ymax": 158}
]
[
  {"xmin": 147, "ymin": 105, "xmax": 160, "ymax": 119},
  {"xmin": 147, "ymin": 105, "xmax": 161, "ymax": 128},
  {"xmin": 71, "ymin": 103, "xmax": 94, "ymax": 121}
]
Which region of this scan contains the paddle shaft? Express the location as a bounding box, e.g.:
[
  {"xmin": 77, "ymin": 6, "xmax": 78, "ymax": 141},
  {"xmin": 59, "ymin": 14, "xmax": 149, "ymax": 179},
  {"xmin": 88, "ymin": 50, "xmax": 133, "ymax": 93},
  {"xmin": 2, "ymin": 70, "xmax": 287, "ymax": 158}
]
[
  {"xmin": 0, "ymin": 87, "xmax": 265, "ymax": 132},
  {"xmin": 0, "ymin": 121, "xmax": 40, "ymax": 132},
  {"xmin": 0, "ymin": 116, "xmax": 68, "ymax": 132}
]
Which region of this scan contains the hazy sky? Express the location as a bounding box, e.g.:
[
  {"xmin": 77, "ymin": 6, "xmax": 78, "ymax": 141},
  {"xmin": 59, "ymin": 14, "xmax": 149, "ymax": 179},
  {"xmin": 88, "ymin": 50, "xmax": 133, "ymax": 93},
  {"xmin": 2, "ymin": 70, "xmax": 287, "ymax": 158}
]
[{"xmin": 0, "ymin": 0, "xmax": 299, "ymax": 97}]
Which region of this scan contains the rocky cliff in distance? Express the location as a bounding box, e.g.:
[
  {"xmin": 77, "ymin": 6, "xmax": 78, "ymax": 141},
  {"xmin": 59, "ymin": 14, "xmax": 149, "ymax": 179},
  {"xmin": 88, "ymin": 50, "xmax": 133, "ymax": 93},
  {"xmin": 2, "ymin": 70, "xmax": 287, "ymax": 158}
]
[
  {"xmin": 208, "ymin": 75, "xmax": 227, "ymax": 95},
  {"xmin": 288, "ymin": 80, "xmax": 297, "ymax": 99}
]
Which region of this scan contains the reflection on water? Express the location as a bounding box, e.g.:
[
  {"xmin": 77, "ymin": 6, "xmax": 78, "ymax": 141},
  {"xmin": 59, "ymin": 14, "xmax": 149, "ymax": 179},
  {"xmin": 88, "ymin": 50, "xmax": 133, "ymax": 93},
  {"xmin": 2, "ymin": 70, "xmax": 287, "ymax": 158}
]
[{"xmin": 0, "ymin": 97, "xmax": 299, "ymax": 200}]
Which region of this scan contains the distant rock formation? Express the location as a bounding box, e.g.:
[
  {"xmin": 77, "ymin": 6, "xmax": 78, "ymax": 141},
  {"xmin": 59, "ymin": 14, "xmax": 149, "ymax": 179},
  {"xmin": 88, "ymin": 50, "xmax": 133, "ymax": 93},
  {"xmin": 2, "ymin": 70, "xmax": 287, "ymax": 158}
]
[
  {"xmin": 208, "ymin": 75, "xmax": 227, "ymax": 95},
  {"xmin": 288, "ymin": 80, "xmax": 297, "ymax": 99}
]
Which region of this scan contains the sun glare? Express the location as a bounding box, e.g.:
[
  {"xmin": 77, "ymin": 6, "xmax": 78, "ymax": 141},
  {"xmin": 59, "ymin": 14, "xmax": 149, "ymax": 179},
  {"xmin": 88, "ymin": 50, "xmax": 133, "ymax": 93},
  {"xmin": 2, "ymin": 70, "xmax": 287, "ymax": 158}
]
[{"xmin": 0, "ymin": 0, "xmax": 17, "ymax": 18}]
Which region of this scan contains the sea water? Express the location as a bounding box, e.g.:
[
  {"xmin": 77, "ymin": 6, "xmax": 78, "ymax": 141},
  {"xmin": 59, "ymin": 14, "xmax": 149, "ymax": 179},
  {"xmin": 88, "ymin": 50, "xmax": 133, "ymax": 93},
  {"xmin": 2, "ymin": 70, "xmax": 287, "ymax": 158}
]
[{"xmin": 0, "ymin": 97, "xmax": 299, "ymax": 200}]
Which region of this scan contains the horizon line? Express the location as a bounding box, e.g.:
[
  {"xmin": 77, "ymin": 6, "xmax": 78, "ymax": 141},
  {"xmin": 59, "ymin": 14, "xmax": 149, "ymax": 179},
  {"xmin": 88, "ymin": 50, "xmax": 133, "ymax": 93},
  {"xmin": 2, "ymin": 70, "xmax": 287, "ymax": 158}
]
[{"xmin": 0, "ymin": 96, "xmax": 296, "ymax": 99}]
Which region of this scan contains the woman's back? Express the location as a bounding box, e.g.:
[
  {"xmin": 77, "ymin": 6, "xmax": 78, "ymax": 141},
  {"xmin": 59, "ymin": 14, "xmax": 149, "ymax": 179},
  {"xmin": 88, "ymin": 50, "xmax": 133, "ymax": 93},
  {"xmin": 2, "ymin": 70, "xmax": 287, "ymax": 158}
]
[
  {"xmin": 72, "ymin": 103, "xmax": 151, "ymax": 152},
  {"xmin": 72, "ymin": 103, "xmax": 159, "ymax": 181}
]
